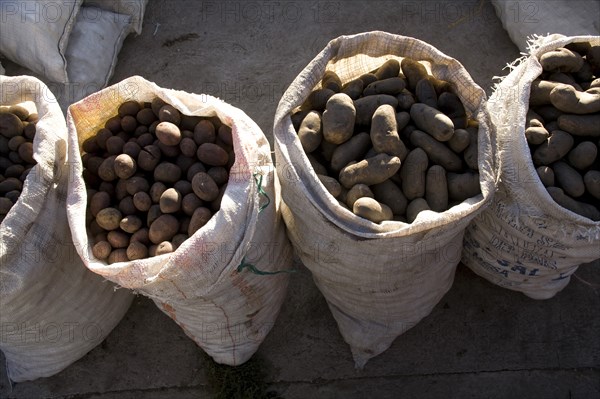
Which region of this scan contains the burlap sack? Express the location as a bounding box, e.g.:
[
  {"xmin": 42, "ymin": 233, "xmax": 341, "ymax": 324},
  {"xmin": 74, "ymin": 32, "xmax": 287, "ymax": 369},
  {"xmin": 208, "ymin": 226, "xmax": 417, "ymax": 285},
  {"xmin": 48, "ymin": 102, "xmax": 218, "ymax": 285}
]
[
  {"xmin": 462, "ymin": 35, "xmax": 600, "ymax": 300},
  {"xmin": 273, "ymin": 31, "xmax": 494, "ymax": 368},
  {"xmin": 0, "ymin": 75, "xmax": 132, "ymax": 382},
  {"xmin": 66, "ymin": 76, "xmax": 291, "ymax": 365}
]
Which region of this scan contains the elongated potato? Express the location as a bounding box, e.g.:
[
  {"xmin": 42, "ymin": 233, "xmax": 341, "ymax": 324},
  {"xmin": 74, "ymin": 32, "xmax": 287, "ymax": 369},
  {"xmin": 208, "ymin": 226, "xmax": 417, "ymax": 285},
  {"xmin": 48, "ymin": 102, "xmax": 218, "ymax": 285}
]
[
  {"xmin": 547, "ymin": 187, "xmax": 600, "ymax": 221},
  {"xmin": 567, "ymin": 141, "xmax": 597, "ymax": 170},
  {"xmin": 553, "ymin": 161, "xmax": 585, "ymax": 198},
  {"xmin": 401, "ymin": 58, "xmax": 428, "ymax": 91},
  {"xmin": 529, "ymin": 79, "xmax": 562, "ymax": 106},
  {"xmin": 317, "ymin": 174, "xmax": 342, "ymax": 198},
  {"xmin": 447, "ymin": 172, "xmax": 480, "ymax": 202},
  {"xmin": 536, "ymin": 166, "xmax": 555, "ymax": 187},
  {"xmin": 549, "ymin": 84, "xmax": 600, "ymax": 114},
  {"xmin": 363, "ymin": 77, "xmax": 406, "ymax": 96},
  {"xmin": 532, "ymin": 130, "xmax": 574, "ymax": 165},
  {"xmin": 410, "ymin": 130, "xmax": 463, "ymax": 172},
  {"xmin": 540, "ymin": 47, "xmax": 584, "ymax": 72},
  {"xmin": 406, "ymin": 198, "xmax": 430, "ymax": 223},
  {"xmin": 447, "ymin": 129, "xmax": 470, "ymax": 153},
  {"xmin": 353, "ymin": 197, "xmax": 393, "ymax": 223},
  {"xmin": 370, "ymin": 104, "xmax": 408, "ymax": 160},
  {"xmin": 438, "ymin": 92, "xmax": 467, "ymax": 129},
  {"xmin": 415, "ymin": 77, "xmax": 437, "ymax": 108},
  {"xmin": 354, "ymin": 94, "xmax": 398, "ymax": 126},
  {"xmin": 400, "ymin": 148, "xmax": 428, "ymax": 200},
  {"xmin": 374, "ymin": 59, "xmax": 401, "ymax": 80},
  {"xmin": 584, "ymin": 170, "xmax": 600, "ymax": 199},
  {"xmin": 557, "ymin": 114, "xmax": 600, "ymax": 137},
  {"xmin": 330, "ymin": 132, "xmax": 371, "ymax": 171},
  {"xmin": 371, "ymin": 179, "xmax": 407, "ymax": 216},
  {"xmin": 410, "ymin": 103, "xmax": 454, "ymax": 142},
  {"xmin": 322, "ymin": 93, "xmax": 356, "ymax": 144},
  {"xmin": 425, "ymin": 165, "xmax": 448, "ymax": 212},
  {"xmin": 339, "ymin": 153, "xmax": 401, "ymax": 188}
]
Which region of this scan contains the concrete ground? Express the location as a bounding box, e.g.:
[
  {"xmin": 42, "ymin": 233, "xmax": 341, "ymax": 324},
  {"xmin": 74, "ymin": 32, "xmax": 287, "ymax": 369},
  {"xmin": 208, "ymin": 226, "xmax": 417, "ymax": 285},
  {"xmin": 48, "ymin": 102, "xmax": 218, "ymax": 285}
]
[{"xmin": 1, "ymin": 1, "xmax": 599, "ymax": 398}]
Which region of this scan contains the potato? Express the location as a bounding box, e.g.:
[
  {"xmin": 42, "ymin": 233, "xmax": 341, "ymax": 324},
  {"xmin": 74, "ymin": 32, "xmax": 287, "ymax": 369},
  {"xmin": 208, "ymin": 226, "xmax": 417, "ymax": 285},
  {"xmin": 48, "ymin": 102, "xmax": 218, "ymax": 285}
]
[
  {"xmin": 317, "ymin": 174, "xmax": 342, "ymax": 198},
  {"xmin": 329, "ymin": 132, "xmax": 369, "ymax": 171},
  {"xmin": 160, "ymin": 188, "xmax": 182, "ymax": 213},
  {"xmin": 92, "ymin": 241, "xmax": 112, "ymax": 260},
  {"xmin": 172, "ymin": 234, "xmax": 188, "ymax": 249},
  {"xmin": 120, "ymin": 215, "xmax": 143, "ymax": 234},
  {"xmin": 120, "ymin": 115, "xmax": 138, "ymax": 133},
  {"xmin": 547, "ymin": 72, "xmax": 583, "ymax": 90},
  {"xmin": 553, "ymin": 161, "xmax": 585, "ymax": 198},
  {"xmin": 425, "ymin": 165, "xmax": 448, "ymax": 212},
  {"xmin": 415, "ymin": 77, "xmax": 437, "ymax": 108},
  {"xmin": 549, "ymin": 84, "xmax": 600, "ymax": 114},
  {"xmin": 0, "ymin": 113, "xmax": 23, "ymax": 138},
  {"xmin": 298, "ymin": 111, "xmax": 322, "ymax": 152},
  {"xmin": 149, "ymin": 182, "xmax": 167, "ymax": 203},
  {"xmin": 546, "ymin": 187, "xmax": 600, "ymax": 221},
  {"xmin": 155, "ymin": 121, "xmax": 182, "ymax": 146},
  {"xmin": 138, "ymin": 145, "xmax": 162, "ymax": 171},
  {"xmin": 107, "ymin": 230, "xmax": 130, "ymax": 249},
  {"xmin": 396, "ymin": 89, "xmax": 415, "ymax": 110},
  {"xmin": 118, "ymin": 196, "xmax": 136, "ymax": 215},
  {"xmin": 182, "ymin": 192, "xmax": 203, "ymax": 216},
  {"xmin": 95, "ymin": 207, "xmax": 122, "ymax": 230},
  {"xmin": 130, "ymin": 227, "xmax": 150, "ymax": 245},
  {"xmin": 148, "ymin": 214, "xmax": 179, "ymax": 244},
  {"xmin": 0, "ymin": 177, "xmax": 22, "ymax": 194},
  {"xmin": 189, "ymin": 207, "xmax": 212, "ymax": 235},
  {"xmin": 90, "ymin": 191, "xmax": 111, "ymax": 217},
  {"xmin": 125, "ymin": 176, "xmax": 150, "ymax": 196},
  {"xmin": 529, "ymin": 79, "xmax": 562, "ymax": 106},
  {"xmin": 346, "ymin": 184, "xmax": 373, "ymax": 208},
  {"xmin": 447, "ymin": 129, "xmax": 470, "ymax": 153},
  {"xmin": 341, "ymin": 78, "xmax": 364, "ymax": 100},
  {"xmin": 406, "ymin": 198, "xmax": 430, "ymax": 223},
  {"xmin": 540, "ymin": 47, "xmax": 584, "ymax": 72},
  {"xmin": 97, "ymin": 156, "xmax": 117, "ymax": 181},
  {"xmin": 447, "ymin": 172, "xmax": 480, "ymax": 202},
  {"xmin": 557, "ymin": 114, "xmax": 600, "ymax": 137},
  {"xmin": 318, "ymin": 139, "xmax": 337, "ymax": 162},
  {"xmin": 370, "ymin": 104, "xmax": 408, "ymax": 160},
  {"xmin": 303, "ymin": 88, "xmax": 336, "ymax": 112},
  {"xmin": 108, "ymin": 249, "xmax": 129, "ymax": 264},
  {"xmin": 525, "ymin": 126, "xmax": 550, "ymax": 145},
  {"xmin": 154, "ymin": 162, "xmax": 182, "ymax": 183},
  {"xmin": 410, "ymin": 103, "xmax": 454, "ymax": 142},
  {"xmin": 568, "ymin": 141, "xmax": 597, "ymax": 170},
  {"xmin": 321, "ymin": 70, "xmax": 342, "ymax": 92},
  {"xmin": 206, "ymin": 167, "xmax": 229, "ymax": 186},
  {"xmin": 371, "ymin": 180, "xmax": 407, "ymax": 216},
  {"xmin": 400, "ymin": 58, "xmax": 428, "ymax": 91},
  {"xmin": 410, "ymin": 130, "xmax": 463, "ymax": 172},
  {"xmin": 197, "ymin": 142, "xmax": 229, "ymax": 166},
  {"xmin": 584, "ymin": 170, "xmax": 600, "ymax": 199},
  {"xmin": 158, "ymin": 104, "xmax": 181, "ymax": 125},
  {"xmin": 106, "ymin": 135, "xmax": 126, "ymax": 155},
  {"xmin": 152, "ymin": 241, "xmax": 173, "ymax": 256},
  {"xmin": 532, "ymin": 130, "xmax": 574, "ymax": 165},
  {"xmin": 463, "ymin": 127, "xmax": 479, "ymax": 171},
  {"xmin": 339, "ymin": 153, "xmax": 401, "ymax": 188},
  {"xmin": 401, "ymin": 148, "xmax": 428, "ymax": 200},
  {"xmin": 113, "ymin": 154, "xmax": 137, "ymax": 180},
  {"xmin": 363, "ymin": 77, "xmax": 406, "ymax": 96},
  {"xmin": 126, "ymin": 241, "xmax": 148, "ymax": 260},
  {"xmin": 373, "ymin": 59, "xmax": 400, "ymax": 80},
  {"xmin": 395, "ymin": 111, "xmax": 411, "ymax": 132},
  {"xmin": 193, "ymin": 120, "xmax": 216, "ymax": 145},
  {"xmin": 536, "ymin": 166, "xmax": 555, "ymax": 187},
  {"xmin": 353, "ymin": 95, "xmax": 398, "ymax": 126},
  {"xmin": 322, "ymin": 93, "xmax": 356, "ymax": 144},
  {"xmin": 352, "ymin": 197, "xmax": 393, "ymax": 223},
  {"xmin": 192, "ymin": 172, "xmax": 219, "ymax": 201}
]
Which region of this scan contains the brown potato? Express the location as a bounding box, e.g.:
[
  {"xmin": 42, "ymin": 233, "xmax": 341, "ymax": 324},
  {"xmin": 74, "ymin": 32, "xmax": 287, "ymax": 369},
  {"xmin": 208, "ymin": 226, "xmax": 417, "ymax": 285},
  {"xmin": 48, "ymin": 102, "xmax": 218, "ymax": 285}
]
[
  {"xmin": 536, "ymin": 166, "xmax": 555, "ymax": 187},
  {"xmin": 364, "ymin": 77, "xmax": 406, "ymax": 96},
  {"xmin": 447, "ymin": 172, "xmax": 480, "ymax": 202},
  {"xmin": 553, "ymin": 161, "xmax": 585, "ymax": 198},
  {"xmin": 158, "ymin": 104, "xmax": 181, "ymax": 125},
  {"xmin": 108, "ymin": 249, "xmax": 129, "ymax": 264},
  {"xmin": 137, "ymin": 145, "xmax": 162, "ymax": 171},
  {"xmin": 370, "ymin": 104, "xmax": 408, "ymax": 160},
  {"xmin": 317, "ymin": 174, "xmax": 342, "ymax": 198},
  {"xmin": 148, "ymin": 214, "xmax": 179, "ymax": 244},
  {"xmin": 425, "ymin": 165, "xmax": 448, "ymax": 212},
  {"xmin": 155, "ymin": 121, "xmax": 182, "ymax": 146},
  {"xmin": 410, "ymin": 103, "xmax": 454, "ymax": 142},
  {"xmin": 154, "ymin": 162, "xmax": 182, "ymax": 183},
  {"xmin": 352, "ymin": 197, "xmax": 393, "ymax": 223},
  {"xmin": 567, "ymin": 141, "xmax": 597, "ymax": 170},
  {"xmin": 322, "ymin": 93, "xmax": 356, "ymax": 144},
  {"xmin": 339, "ymin": 153, "xmax": 401, "ymax": 188},
  {"xmin": 401, "ymin": 148, "xmax": 428, "ymax": 200},
  {"xmin": 107, "ymin": 230, "xmax": 130, "ymax": 248},
  {"xmin": 298, "ymin": 111, "xmax": 323, "ymax": 152},
  {"xmin": 547, "ymin": 187, "xmax": 600, "ymax": 221},
  {"xmin": 415, "ymin": 77, "xmax": 437, "ymax": 108},
  {"xmin": 584, "ymin": 170, "xmax": 600, "ymax": 199},
  {"xmin": 354, "ymin": 94, "xmax": 398, "ymax": 126},
  {"xmin": 374, "ymin": 59, "xmax": 400, "ymax": 80},
  {"xmin": 557, "ymin": 114, "xmax": 600, "ymax": 137},
  {"xmin": 410, "ymin": 130, "xmax": 462, "ymax": 172},
  {"xmin": 371, "ymin": 180, "xmax": 407, "ymax": 215},
  {"xmin": 90, "ymin": 191, "xmax": 111, "ymax": 217},
  {"xmin": 345, "ymin": 184, "xmax": 373, "ymax": 208},
  {"xmin": 406, "ymin": 198, "xmax": 430, "ymax": 223},
  {"xmin": 120, "ymin": 215, "xmax": 143, "ymax": 233},
  {"xmin": 197, "ymin": 143, "xmax": 229, "ymax": 166},
  {"xmin": 540, "ymin": 47, "xmax": 584, "ymax": 72},
  {"xmin": 160, "ymin": 188, "xmax": 182, "ymax": 213},
  {"xmin": 191, "ymin": 172, "xmax": 219, "ymax": 201},
  {"xmin": 189, "ymin": 207, "xmax": 212, "ymax": 235},
  {"xmin": 400, "ymin": 58, "xmax": 428, "ymax": 92},
  {"xmin": 532, "ymin": 130, "xmax": 574, "ymax": 165},
  {"xmin": 126, "ymin": 241, "xmax": 148, "ymax": 260},
  {"xmin": 92, "ymin": 240, "xmax": 112, "ymax": 260},
  {"xmin": 95, "ymin": 207, "xmax": 122, "ymax": 230},
  {"xmin": 114, "ymin": 154, "xmax": 137, "ymax": 180}
]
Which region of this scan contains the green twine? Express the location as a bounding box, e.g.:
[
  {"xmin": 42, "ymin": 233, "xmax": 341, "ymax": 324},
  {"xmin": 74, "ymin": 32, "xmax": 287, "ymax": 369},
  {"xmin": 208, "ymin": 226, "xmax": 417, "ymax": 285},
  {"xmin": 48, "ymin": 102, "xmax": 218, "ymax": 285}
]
[
  {"xmin": 253, "ymin": 172, "xmax": 270, "ymax": 212},
  {"xmin": 237, "ymin": 257, "xmax": 297, "ymax": 275}
]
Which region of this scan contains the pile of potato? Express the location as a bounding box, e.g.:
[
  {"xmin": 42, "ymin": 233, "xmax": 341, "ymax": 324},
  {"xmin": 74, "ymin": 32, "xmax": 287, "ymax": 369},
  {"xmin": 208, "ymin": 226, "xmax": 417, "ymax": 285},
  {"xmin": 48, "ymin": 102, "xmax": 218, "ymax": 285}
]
[
  {"xmin": 292, "ymin": 58, "xmax": 480, "ymax": 223},
  {"xmin": 527, "ymin": 42, "xmax": 600, "ymax": 221},
  {"xmin": 83, "ymin": 99, "xmax": 234, "ymax": 263},
  {"xmin": 0, "ymin": 104, "xmax": 38, "ymax": 223}
]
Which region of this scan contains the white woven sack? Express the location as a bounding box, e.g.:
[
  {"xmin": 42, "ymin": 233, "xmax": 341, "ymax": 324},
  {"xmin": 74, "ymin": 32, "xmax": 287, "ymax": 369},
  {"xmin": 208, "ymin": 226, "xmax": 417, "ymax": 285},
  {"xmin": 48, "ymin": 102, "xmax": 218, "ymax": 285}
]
[
  {"xmin": 0, "ymin": 75, "xmax": 133, "ymax": 382},
  {"xmin": 462, "ymin": 35, "xmax": 600, "ymax": 300},
  {"xmin": 491, "ymin": 1, "xmax": 600, "ymax": 53},
  {"xmin": 66, "ymin": 76, "xmax": 291, "ymax": 365},
  {"xmin": 0, "ymin": 1, "xmax": 83, "ymax": 83},
  {"xmin": 274, "ymin": 31, "xmax": 494, "ymax": 368}
]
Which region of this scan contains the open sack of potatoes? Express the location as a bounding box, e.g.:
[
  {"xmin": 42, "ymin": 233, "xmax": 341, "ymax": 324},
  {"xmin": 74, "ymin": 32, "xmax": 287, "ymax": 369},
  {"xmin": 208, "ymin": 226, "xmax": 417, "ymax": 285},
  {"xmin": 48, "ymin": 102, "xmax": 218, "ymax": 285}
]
[
  {"xmin": 274, "ymin": 32, "xmax": 495, "ymax": 367},
  {"xmin": 0, "ymin": 75, "xmax": 132, "ymax": 382},
  {"xmin": 462, "ymin": 35, "xmax": 600, "ymax": 300},
  {"xmin": 66, "ymin": 76, "xmax": 291, "ymax": 365}
]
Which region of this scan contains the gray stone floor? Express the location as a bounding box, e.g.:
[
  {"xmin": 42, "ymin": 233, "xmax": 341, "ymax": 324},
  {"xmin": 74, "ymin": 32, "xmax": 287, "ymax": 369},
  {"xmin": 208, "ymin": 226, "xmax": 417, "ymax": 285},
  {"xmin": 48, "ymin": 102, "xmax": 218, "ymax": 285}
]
[{"xmin": 1, "ymin": 1, "xmax": 599, "ymax": 398}]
